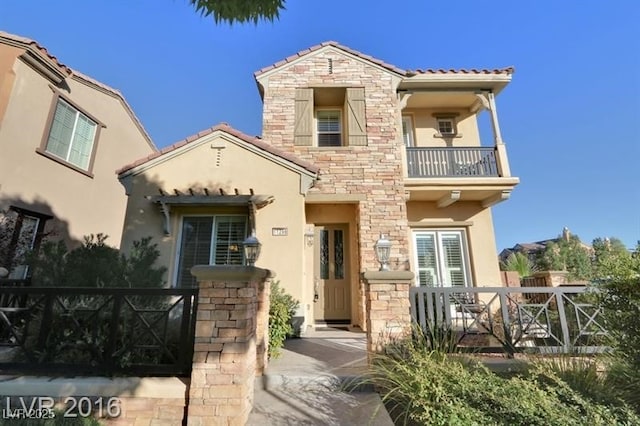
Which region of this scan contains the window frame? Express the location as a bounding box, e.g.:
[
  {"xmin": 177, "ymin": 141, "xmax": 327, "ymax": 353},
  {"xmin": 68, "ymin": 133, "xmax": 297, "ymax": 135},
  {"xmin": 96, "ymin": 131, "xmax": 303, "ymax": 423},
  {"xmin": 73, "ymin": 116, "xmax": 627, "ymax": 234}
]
[
  {"xmin": 36, "ymin": 89, "xmax": 104, "ymax": 177},
  {"xmin": 412, "ymin": 229, "xmax": 472, "ymax": 288},
  {"xmin": 1, "ymin": 207, "xmax": 51, "ymax": 279},
  {"xmin": 173, "ymin": 214, "xmax": 248, "ymax": 287},
  {"xmin": 432, "ymin": 113, "xmax": 462, "ymax": 138},
  {"xmin": 401, "ymin": 115, "xmax": 415, "ymax": 147},
  {"xmin": 315, "ymin": 108, "xmax": 343, "ymax": 147}
]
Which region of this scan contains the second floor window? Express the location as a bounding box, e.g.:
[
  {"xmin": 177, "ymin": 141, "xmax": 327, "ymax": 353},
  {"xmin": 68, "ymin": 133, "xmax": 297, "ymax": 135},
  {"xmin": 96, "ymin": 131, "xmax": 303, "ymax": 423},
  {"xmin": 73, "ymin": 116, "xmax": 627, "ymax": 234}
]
[
  {"xmin": 437, "ymin": 118, "xmax": 455, "ymax": 136},
  {"xmin": 316, "ymin": 110, "xmax": 342, "ymax": 147},
  {"xmin": 45, "ymin": 99, "xmax": 97, "ymax": 170}
]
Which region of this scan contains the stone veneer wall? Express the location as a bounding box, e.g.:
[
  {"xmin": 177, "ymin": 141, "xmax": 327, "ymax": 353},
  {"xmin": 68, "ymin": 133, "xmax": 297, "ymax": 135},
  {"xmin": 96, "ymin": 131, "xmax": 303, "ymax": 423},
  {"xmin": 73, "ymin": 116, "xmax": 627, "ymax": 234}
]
[
  {"xmin": 187, "ymin": 266, "xmax": 271, "ymax": 426},
  {"xmin": 362, "ymin": 271, "xmax": 414, "ymax": 354},
  {"xmin": 0, "ymin": 377, "xmax": 187, "ymax": 425},
  {"xmin": 261, "ymin": 49, "xmax": 410, "ymax": 271}
]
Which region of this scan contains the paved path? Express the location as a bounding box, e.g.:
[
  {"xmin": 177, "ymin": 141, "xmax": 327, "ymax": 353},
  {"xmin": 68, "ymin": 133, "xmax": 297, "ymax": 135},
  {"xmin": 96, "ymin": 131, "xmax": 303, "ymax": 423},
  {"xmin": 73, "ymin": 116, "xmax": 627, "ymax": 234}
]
[{"xmin": 248, "ymin": 328, "xmax": 394, "ymax": 426}]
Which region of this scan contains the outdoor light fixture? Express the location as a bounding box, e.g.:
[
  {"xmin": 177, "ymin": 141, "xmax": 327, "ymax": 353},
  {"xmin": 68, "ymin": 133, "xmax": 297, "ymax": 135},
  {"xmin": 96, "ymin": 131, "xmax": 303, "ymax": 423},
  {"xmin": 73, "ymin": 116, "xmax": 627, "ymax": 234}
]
[
  {"xmin": 304, "ymin": 231, "xmax": 314, "ymax": 247},
  {"xmin": 374, "ymin": 233, "xmax": 392, "ymax": 271},
  {"xmin": 243, "ymin": 234, "xmax": 261, "ymax": 266}
]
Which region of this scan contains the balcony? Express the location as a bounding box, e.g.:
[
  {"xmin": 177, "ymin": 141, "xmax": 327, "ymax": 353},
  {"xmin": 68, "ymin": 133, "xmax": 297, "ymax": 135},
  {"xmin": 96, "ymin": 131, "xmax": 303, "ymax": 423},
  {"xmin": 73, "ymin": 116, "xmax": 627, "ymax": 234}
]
[
  {"xmin": 403, "ymin": 146, "xmax": 519, "ymax": 207},
  {"xmin": 406, "ymin": 147, "xmax": 499, "ymax": 178}
]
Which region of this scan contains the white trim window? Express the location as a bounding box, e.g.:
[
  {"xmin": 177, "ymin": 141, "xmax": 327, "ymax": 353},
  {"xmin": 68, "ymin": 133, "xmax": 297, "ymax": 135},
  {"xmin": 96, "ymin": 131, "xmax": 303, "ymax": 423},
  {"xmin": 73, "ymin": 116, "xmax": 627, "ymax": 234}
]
[
  {"xmin": 402, "ymin": 115, "xmax": 415, "ymax": 147},
  {"xmin": 45, "ymin": 99, "xmax": 97, "ymax": 170},
  {"xmin": 436, "ymin": 118, "xmax": 456, "ymax": 136},
  {"xmin": 175, "ymin": 215, "xmax": 247, "ymax": 287},
  {"xmin": 316, "ymin": 109, "xmax": 342, "ymax": 147},
  {"xmin": 413, "ymin": 230, "xmax": 471, "ymax": 287}
]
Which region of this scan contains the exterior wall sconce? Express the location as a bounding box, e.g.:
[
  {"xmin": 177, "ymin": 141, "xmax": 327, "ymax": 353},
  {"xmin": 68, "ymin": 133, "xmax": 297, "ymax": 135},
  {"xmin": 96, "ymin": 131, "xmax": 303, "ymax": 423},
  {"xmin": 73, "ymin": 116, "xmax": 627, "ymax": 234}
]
[
  {"xmin": 243, "ymin": 234, "xmax": 262, "ymax": 266},
  {"xmin": 304, "ymin": 231, "xmax": 314, "ymax": 247},
  {"xmin": 374, "ymin": 233, "xmax": 392, "ymax": 271}
]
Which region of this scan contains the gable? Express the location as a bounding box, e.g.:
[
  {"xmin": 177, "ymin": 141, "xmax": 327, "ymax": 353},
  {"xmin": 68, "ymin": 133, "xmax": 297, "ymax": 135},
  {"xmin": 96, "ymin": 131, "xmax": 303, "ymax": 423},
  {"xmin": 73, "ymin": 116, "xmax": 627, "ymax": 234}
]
[{"xmin": 119, "ymin": 129, "xmax": 317, "ymax": 197}]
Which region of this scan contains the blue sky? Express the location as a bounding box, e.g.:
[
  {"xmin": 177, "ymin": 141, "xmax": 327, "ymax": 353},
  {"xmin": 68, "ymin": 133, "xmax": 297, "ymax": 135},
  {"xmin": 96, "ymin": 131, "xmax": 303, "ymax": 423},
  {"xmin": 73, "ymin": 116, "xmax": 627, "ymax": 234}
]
[{"xmin": 1, "ymin": 0, "xmax": 639, "ymax": 251}]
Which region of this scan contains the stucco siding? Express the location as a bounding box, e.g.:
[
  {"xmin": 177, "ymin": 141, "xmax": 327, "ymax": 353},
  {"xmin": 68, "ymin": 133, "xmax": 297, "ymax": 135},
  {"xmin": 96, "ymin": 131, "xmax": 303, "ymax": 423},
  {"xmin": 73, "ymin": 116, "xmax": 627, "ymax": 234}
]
[
  {"xmin": 119, "ymin": 134, "xmax": 307, "ymax": 294},
  {"xmin": 0, "ymin": 51, "xmax": 153, "ymax": 247}
]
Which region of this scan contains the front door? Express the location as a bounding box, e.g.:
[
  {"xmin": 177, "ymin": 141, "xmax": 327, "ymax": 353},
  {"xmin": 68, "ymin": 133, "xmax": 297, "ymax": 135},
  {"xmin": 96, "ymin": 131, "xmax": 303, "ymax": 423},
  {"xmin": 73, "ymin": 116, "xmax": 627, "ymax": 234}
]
[{"xmin": 314, "ymin": 224, "xmax": 350, "ymax": 322}]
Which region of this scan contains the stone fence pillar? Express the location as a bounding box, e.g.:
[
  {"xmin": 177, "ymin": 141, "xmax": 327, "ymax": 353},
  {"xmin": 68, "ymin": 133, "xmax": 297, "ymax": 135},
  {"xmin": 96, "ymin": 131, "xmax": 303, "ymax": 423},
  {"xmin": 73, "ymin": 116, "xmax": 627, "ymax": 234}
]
[
  {"xmin": 362, "ymin": 271, "xmax": 414, "ymax": 355},
  {"xmin": 187, "ymin": 266, "xmax": 272, "ymax": 426}
]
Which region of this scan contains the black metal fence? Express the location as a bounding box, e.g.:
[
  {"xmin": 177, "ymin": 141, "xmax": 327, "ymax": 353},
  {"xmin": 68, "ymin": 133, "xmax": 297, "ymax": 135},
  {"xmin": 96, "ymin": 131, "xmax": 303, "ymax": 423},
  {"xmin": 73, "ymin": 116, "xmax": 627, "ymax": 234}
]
[
  {"xmin": 410, "ymin": 286, "xmax": 609, "ymax": 356},
  {"xmin": 0, "ymin": 286, "xmax": 198, "ymax": 376}
]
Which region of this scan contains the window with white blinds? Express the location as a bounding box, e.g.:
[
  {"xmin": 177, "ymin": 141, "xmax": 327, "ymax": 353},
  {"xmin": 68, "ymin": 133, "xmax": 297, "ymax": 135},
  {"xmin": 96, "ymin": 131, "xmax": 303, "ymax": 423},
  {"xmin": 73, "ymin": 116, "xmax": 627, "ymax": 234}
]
[
  {"xmin": 45, "ymin": 99, "xmax": 97, "ymax": 170},
  {"xmin": 316, "ymin": 110, "xmax": 342, "ymax": 147},
  {"xmin": 175, "ymin": 216, "xmax": 247, "ymax": 287},
  {"xmin": 413, "ymin": 230, "xmax": 470, "ymax": 287}
]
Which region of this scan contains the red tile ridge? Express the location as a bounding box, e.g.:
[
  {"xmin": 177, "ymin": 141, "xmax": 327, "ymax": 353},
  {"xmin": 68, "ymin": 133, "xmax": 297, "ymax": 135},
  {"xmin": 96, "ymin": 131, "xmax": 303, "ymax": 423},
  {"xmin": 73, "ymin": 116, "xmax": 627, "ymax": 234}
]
[
  {"xmin": 117, "ymin": 123, "xmax": 320, "ymax": 176},
  {"xmin": 0, "ymin": 30, "xmax": 72, "ymax": 75},
  {"xmin": 254, "ymin": 40, "xmax": 406, "ymax": 77},
  {"xmin": 409, "ymin": 67, "xmax": 515, "ymax": 75},
  {"xmin": 253, "ymin": 40, "xmax": 513, "ymax": 79}
]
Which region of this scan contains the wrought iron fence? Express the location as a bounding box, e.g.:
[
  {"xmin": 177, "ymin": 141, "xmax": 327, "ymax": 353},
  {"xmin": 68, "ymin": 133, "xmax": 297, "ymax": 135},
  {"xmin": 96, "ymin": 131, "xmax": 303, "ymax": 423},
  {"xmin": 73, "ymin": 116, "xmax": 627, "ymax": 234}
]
[
  {"xmin": 0, "ymin": 286, "xmax": 198, "ymax": 376},
  {"xmin": 410, "ymin": 286, "xmax": 609, "ymax": 356},
  {"xmin": 406, "ymin": 147, "xmax": 499, "ymax": 178}
]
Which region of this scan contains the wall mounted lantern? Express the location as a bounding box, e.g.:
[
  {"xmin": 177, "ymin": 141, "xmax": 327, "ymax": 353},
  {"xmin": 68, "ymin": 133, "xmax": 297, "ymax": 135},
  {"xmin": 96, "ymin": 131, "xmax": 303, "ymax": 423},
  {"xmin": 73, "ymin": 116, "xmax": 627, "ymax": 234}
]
[
  {"xmin": 243, "ymin": 234, "xmax": 262, "ymax": 266},
  {"xmin": 374, "ymin": 233, "xmax": 392, "ymax": 271},
  {"xmin": 304, "ymin": 231, "xmax": 314, "ymax": 247}
]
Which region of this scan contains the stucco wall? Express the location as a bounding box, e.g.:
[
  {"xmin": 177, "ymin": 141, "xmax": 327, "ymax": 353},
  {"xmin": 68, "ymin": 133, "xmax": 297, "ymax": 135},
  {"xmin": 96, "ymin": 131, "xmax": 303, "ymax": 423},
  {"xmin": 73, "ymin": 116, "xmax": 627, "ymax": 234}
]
[
  {"xmin": 403, "ymin": 108, "xmax": 481, "ymax": 147},
  {"xmin": 0, "ymin": 47, "xmax": 154, "ymax": 248},
  {"xmin": 119, "ymin": 133, "xmax": 307, "ymax": 300}
]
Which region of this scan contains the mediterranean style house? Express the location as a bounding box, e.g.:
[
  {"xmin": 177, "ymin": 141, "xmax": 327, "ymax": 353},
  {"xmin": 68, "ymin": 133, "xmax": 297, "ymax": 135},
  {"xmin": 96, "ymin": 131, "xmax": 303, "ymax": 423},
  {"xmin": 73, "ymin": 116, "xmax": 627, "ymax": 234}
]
[
  {"xmin": 0, "ymin": 32, "xmax": 156, "ymax": 278},
  {"xmin": 117, "ymin": 42, "xmax": 519, "ymax": 331}
]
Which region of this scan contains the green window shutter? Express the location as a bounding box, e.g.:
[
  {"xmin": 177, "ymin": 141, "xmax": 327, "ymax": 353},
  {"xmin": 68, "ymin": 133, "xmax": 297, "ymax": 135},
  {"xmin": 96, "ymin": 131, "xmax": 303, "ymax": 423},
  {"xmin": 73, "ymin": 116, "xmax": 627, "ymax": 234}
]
[
  {"xmin": 294, "ymin": 88, "xmax": 313, "ymax": 146},
  {"xmin": 345, "ymin": 88, "xmax": 367, "ymax": 146}
]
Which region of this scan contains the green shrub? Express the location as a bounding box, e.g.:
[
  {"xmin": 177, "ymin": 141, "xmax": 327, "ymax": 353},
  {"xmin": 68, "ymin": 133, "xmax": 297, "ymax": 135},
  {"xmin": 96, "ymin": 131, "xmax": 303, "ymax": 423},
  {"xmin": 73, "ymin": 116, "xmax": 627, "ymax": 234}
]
[
  {"xmin": 358, "ymin": 332, "xmax": 640, "ymax": 425},
  {"xmin": 268, "ymin": 280, "xmax": 299, "ymax": 359},
  {"xmin": 29, "ymin": 234, "xmax": 166, "ymax": 288},
  {"xmin": 598, "ymin": 277, "xmax": 640, "ymax": 369}
]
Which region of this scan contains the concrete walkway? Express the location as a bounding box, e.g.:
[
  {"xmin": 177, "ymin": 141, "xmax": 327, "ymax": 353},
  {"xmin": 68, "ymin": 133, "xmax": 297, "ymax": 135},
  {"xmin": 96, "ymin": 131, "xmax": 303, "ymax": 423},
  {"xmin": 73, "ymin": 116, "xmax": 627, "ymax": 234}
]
[{"xmin": 248, "ymin": 328, "xmax": 394, "ymax": 426}]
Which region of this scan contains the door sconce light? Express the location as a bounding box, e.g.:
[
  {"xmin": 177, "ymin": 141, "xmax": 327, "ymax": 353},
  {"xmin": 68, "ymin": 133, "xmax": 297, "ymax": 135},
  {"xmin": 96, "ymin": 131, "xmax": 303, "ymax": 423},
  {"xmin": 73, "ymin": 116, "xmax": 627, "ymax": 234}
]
[
  {"xmin": 304, "ymin": 231, "xmax": 314, "ymax": 247},
  {"xmin": 374, "ymin": 233, "xmax": 392, "ymax": 271}
]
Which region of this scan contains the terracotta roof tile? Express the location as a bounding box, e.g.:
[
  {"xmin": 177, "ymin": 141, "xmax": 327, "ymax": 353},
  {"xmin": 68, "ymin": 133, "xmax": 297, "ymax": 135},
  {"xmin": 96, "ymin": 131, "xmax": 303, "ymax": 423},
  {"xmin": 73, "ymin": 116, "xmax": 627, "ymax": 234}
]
[
  {"xmin": 0, "ymin": 31, "xmax": 72, "ymax": 76},
  {"xmin": 254, "ymin": 40, "xmax": 514, "ymax": 78},
  {"xmin": 116, "ymin": 123, "xmax": 320, "ymax": 176}
]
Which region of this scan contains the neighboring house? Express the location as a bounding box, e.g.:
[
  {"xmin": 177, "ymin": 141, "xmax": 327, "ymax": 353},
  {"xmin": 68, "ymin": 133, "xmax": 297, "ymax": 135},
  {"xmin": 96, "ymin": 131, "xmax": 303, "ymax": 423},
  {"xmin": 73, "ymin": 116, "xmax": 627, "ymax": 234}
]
[
  {"xmin": 118, "ymin": 42, "xmax": 519, "ymax": 331},
  {"xmin": 0, "ymin": 32, "xmax": 156, "ymax": 278},
  {"xmin": 499, "ymin": 227, "xmax": 592, "ymax": 264}
]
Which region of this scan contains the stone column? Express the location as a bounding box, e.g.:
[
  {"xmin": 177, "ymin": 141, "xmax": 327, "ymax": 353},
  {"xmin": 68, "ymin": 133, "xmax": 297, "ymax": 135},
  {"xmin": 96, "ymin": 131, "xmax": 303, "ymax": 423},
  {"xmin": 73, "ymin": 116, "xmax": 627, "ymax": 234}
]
[
  {"xmin": 187, "ymin": 266, "xmax": 271, "ymax": 426},
  {"xmin": 362, "ymin": 271, "xmax": 414, "ymax": 355}
]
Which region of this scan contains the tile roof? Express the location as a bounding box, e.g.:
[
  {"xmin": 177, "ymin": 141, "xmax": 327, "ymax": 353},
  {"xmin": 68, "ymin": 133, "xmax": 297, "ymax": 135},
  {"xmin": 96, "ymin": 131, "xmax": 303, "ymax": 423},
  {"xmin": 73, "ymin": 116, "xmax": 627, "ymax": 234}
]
[
  {"xmin": 0, "ymin": 31, "xmax": 155, "ymax": 150},
  {"xmin": 0, "ymin": 31, "xmax": 72, "ymax": 76},
  {"xmin": 116, "ymin": 123, "xmax": 320, "ymax": 176},
  {"xmin": 254, "ymin": 41, "xmax": 514, "ymax": 78}
]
